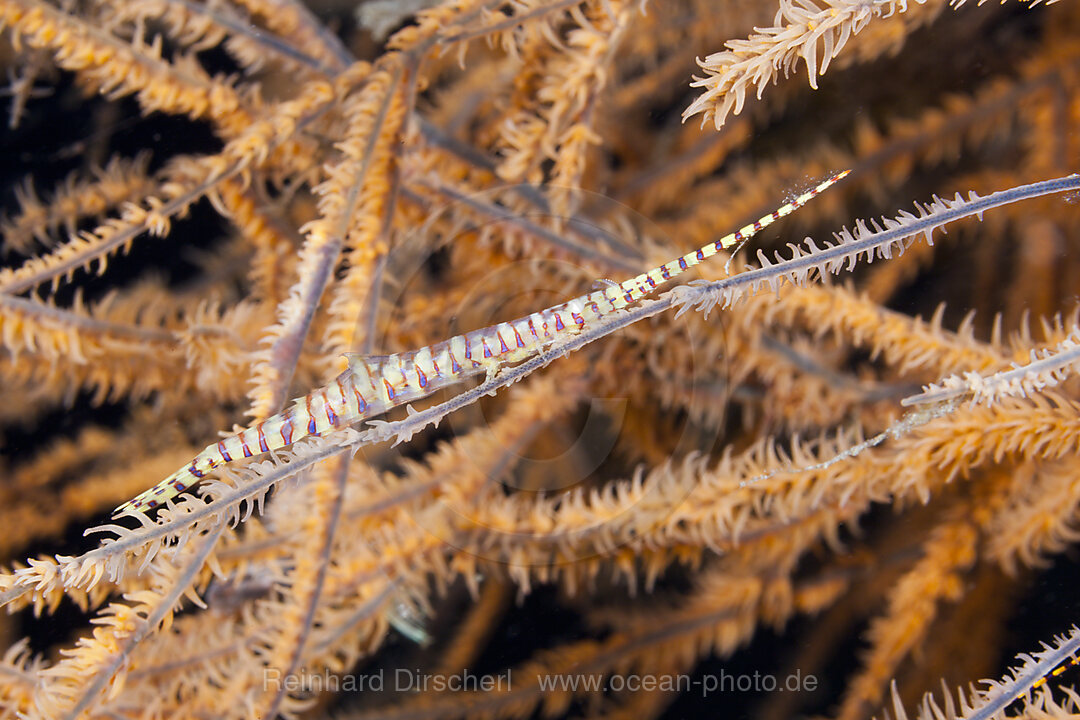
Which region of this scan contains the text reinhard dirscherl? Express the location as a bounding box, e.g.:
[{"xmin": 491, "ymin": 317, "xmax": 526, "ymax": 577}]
[{"xmin": 263, "ymin": 668, "xmax": 818, "ymax": 696}]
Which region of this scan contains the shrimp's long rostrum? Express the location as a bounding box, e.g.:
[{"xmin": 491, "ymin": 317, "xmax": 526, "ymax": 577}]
[{"xmin": 115, "ymin": 170, "xmax": 849, "ymax": 515}]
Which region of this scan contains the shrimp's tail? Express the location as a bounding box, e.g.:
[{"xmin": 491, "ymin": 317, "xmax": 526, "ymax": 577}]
[{"xmin": 113, "ymin": 465, "xmax": 202, "ymax": 516}]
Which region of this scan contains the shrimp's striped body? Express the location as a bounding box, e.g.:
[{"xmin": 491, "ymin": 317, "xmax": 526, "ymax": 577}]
[{"xmin": 115, "ymin": 170, "xmax": 849, "ymax": 515}]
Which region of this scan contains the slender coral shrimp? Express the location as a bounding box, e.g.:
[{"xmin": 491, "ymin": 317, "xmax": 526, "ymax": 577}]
[{"xmin": 115, "ymin": 170, "xmax": 850, "ymax": 515}]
